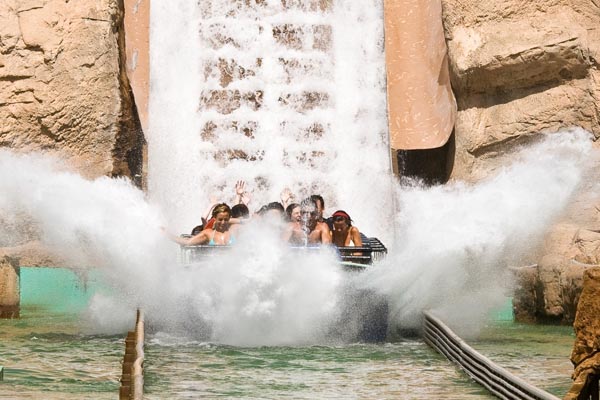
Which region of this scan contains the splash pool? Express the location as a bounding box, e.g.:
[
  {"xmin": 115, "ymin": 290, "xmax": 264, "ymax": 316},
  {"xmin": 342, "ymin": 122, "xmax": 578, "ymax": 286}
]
[
  {"xmin": 0, "ymin": 267, "xmax": 575, "ymax": 399},
  {"xmin": 0, "ymin": 267, "xmax": 122, "ymax": 400}
]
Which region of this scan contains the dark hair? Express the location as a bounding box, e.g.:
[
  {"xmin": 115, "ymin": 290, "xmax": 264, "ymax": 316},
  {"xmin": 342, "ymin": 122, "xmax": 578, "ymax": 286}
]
[
  {"xmin": 301, "ymin": 197, "xmax": 317, "ymax": 209},
  {"xmin": 256, "ymin": 205, "xmax": 268, "ymax": 215},
  {"xmin": 191, "ymin": 224, "xmax": 203, "ymax": 235},
  {"xmin": 212, "ymin": 203, "xmax": 231, "ymax": 218},
  {"xmin": 267, "ymin": 202, "xmax": 284, "ymax": 212},
  {"xmin": 285, "ymin": 203, "xmax": 300, "ymax": 221},
  {"xmin": 231, "ymin": 203, "xmax": 249, "ymax": 219},
  {"xmin": 310, "ymin": 194, "xmax": 324, "ymax": 209},
  {"xmin": 257, "ymin": 202, "xmax": 284, "ymax": 216}
]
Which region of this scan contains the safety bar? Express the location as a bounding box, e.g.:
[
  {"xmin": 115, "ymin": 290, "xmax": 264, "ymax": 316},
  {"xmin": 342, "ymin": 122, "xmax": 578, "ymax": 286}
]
[
  {"xmin": 179, "ymin": 236, "xmax": 387, "ymax": 265},
  {"xmin": 423, "ymin": 311, "xmax": 560, "ymax": 400}
]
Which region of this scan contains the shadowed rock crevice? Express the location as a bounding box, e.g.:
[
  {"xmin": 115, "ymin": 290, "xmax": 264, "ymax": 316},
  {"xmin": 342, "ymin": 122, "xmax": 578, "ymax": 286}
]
[
  {"xmin": 564, "ymin": 268, "xmax": 600, "ymax": 399},
  {"xmin": 111, "ymin": 0, "xmax": 145, "ymax": 188}
]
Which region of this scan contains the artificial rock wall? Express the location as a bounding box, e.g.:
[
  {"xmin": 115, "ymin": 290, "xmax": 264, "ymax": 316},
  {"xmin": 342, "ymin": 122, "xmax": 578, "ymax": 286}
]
[
  {"xmin": 564, "ymin": 267, "xmax": 600, "ymax": 399},
  {"xmin": 442, "ymin": 0, "xmax": 600, "ymax": 181},
  {"xmin": 0, "ymin": 0, "xmax": 144, "ymax": 182},
  {"xmin": 0, "ymin": 256, "xmax": 20, "ymax": 318},
  {"xmin": 0, "ymin": 0, "xmax": 144, "ymax": 266},
  {"xmin": 441, "ymin": 0, "xmax": 600, "ymax": 324}
]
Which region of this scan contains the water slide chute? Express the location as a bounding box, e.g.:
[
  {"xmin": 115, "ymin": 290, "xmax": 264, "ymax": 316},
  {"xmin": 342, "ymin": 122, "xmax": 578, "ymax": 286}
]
[{"xmin": 384, "ymin": 0, "xmax": 457, "ymax": 183}]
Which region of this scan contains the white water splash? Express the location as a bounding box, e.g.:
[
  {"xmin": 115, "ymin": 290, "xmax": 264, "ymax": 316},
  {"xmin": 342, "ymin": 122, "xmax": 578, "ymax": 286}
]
[
  {"xmin": 360, "ymin": 128, "xmax": 595, "ymax": 333},
  {"xmin": 0, "ymin": 151, "xmax": 347, "ymax": 344},
  {"xmin": 0, "ymin": 129, "xmax": 593, "ymax": 344}
]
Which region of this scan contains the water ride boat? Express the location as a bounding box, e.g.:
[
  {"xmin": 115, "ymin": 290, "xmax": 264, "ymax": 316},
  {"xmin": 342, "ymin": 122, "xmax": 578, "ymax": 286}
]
[
  {"xmin": 176, "ymin": 234, "xmax": 389, "ymax": 342},
  {"xmin": 178, "ymin": 233, "xmax": 387, "ymax": 267}
]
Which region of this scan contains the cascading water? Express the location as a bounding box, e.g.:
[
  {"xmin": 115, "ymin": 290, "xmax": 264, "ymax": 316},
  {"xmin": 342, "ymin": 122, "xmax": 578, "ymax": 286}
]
[{"xmin": 149, "ymin": 0, "xmax": 392, "ymax": 238}]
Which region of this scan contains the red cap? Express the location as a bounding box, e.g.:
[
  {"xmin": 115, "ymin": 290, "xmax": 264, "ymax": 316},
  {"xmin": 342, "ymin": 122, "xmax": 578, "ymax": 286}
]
[{"xmin": 332, "ymin": 210, "xmax": 351, "ymax": 221}]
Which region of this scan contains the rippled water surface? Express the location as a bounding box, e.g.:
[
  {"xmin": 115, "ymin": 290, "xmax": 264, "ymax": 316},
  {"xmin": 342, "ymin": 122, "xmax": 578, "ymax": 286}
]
[
  {"xmin": 0, "ymin": 268, "xmax": 576, "ymax": 399},
  {"xmin": 470, "ymin": 321, "xmax": 575, "ymax": 397},
  {"xmin": 143, "ymin": 335, "xmax": 493, "ymax": 400},
  {"xmin": 0, "ymin": 307, "xmax": 122, "ymax": 400}
]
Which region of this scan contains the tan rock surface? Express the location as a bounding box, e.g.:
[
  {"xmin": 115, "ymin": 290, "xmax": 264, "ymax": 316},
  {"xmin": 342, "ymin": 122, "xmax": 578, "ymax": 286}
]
[
  {"xmin": 0, "ymin": 0, "xmax": 143, "ymax": 180},
  {"xmin": 0, "ymin": 0, "xmax": 144, "ymax": 266},
  {"xmin": 513, "ymin": 220, "xmax": 600, "ymax": 324},
  {"xmin": 0, "ymin": 241, "xmax": 67, "ymax": 268},
  {"xmin": 442, "ymin": 0, "xmax": 600, "ymax": 324},
  {"xmin": 442, "ymin": 1, "xmax": 600, "ymax": 181},
  {"xmin": 565, "ymin": 267, "xmax": 600, "ymax": 399}
]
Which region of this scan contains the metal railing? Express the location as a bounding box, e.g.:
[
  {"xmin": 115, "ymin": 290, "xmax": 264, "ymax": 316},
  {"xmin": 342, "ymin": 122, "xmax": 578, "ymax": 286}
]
[
  {"xmin": 120, "ymin": 309, "xmax": 144, "ymax": 400},
  {"xmin": 423, "ymin": 311, "xmax": 561, "ymax": 400},
  {"xmin": 179, "ymin": 235, "xmax": 387, "ymax": 265}
]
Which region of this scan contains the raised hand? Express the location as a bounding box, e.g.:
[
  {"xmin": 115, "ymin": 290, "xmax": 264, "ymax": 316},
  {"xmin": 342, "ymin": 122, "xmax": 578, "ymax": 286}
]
[
  {"xmin": 280, "ymin": 187, "xmax": 294, "ymax": 208},
  {"xmin": 235, "ymin": 180, "xmax": 246, "ymax": 196}
]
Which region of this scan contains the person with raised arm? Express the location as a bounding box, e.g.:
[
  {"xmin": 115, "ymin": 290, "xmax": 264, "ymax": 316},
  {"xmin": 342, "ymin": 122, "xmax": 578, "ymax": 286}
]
[
  {"xmin": 283, "ymin": 203, "xmax": 305, "ymax": 245},
  {"xmin": 280, "ymin": 187, "xmax": 295, "ymax": 210},
  {"xmin": 234, "ymin": 180, "xmax": 252, "ymax": 206},
  {"xmin": 168, "ymin": 203, "xmax": 238, "ymax": 246}
]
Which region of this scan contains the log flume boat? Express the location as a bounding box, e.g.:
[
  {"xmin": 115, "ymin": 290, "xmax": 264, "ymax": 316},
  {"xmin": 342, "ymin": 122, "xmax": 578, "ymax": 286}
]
[
  {"xmin": 177, "ymin": 234, "xmax": 390, "ymax": 342},
  {"xmin": 178, "ymin": 233, "xmax": 387, "ymax": 268}
]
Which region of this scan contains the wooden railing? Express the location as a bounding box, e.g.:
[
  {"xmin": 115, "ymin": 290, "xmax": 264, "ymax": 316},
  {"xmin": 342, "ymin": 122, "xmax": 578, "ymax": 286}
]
[
  {"xmin": 423, "ymin": 311, "xmax": 561, "ymax": 400},
  {"xmin": 119, "ymin": 309, "xmax": 144, "ymax": 400}
]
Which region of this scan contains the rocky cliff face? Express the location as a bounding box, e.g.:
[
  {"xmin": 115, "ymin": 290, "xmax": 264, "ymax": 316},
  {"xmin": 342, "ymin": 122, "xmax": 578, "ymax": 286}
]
[
  {"xmin": 0, "ymin": 0, "xmax": 144, "ymax": 265},
  {"xmin": 442, "ymin": 0, "xmax": 600, "ymax": 181},
  {"xmin": 441, "ymin": 1, "xmax": 600, "ymax": 323},
  {"xmin": 564, "ymin": 267, "xmax": 600, "ymax": 399},
  {"xmin": 0, "ymin": 0, "xmax": 143, "ymax": 182}
]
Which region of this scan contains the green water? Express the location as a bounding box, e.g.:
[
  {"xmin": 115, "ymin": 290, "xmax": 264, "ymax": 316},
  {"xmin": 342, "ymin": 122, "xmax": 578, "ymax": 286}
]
[
  {"xmin": 143, "ymin": 339, "xmax": 494, "ymax": 399},
  {"xmin": 0, "ymin": 267, "xmax": 576, "ymax": 399},
  {"xmin": 0, "ymin": 267, "xmax": 122, "ymax": 400},
  {"xmin": 19, "ymin": 267, "xmax": 107, "ymax": 312},
  {"xmin": 471, "ymin": 321, "xmax": 576, "ymax": 397}
]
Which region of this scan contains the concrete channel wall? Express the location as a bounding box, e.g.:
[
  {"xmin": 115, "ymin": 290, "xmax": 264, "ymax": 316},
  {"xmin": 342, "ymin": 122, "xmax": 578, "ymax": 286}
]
[
  {"xmin": 423, "ymin": 311, "xmax": 561, "ymax": 400},
  {"xmin": 120, "ymin": 309, "xmax": 144, "ymax": 400}
]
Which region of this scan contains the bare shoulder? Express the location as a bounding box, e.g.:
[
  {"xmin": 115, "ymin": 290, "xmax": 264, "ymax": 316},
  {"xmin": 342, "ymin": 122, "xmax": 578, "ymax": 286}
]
[{"xmin": 317, "ymin": 221, "xmax": 330, "ymax": 232}]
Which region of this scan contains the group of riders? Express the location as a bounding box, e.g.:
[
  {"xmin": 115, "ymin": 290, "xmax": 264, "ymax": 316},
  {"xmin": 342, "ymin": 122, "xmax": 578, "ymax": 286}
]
[{"xmin": 168, "ymin": 182, "xmax": 363, "ymax": 249}]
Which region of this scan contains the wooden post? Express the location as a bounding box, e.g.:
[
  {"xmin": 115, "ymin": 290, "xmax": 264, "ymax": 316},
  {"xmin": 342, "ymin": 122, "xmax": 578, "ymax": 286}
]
[{"xmin": 0, "ymin": 256, "xmax": 20, "ymax": 318}]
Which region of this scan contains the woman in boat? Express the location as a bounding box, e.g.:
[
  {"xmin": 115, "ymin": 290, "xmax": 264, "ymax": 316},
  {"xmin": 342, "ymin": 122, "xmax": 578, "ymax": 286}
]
[
  {"xmin": 330, "ymin": 210, "xmax": 362, "ymax": 248},
  {"xmin": 283, "ymin": 203, "xmax": 306, "ymax": 244},
  {"xmin": 171, "ymin": 203, "xmax": 238, "ymax": 246}
]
